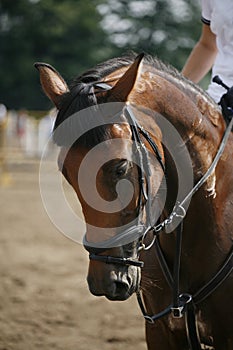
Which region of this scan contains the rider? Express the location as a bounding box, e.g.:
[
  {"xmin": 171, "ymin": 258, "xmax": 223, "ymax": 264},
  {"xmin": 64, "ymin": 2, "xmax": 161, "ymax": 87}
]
[{"xmin": 182, "ymin": 0, "xmax": 233, "ymax": 121}]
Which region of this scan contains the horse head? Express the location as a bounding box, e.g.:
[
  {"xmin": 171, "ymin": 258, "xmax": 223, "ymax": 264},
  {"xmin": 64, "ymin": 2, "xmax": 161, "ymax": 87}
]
[{"xmin": 36, "ymin": 54, "xmax": 166, "ymax": 301}]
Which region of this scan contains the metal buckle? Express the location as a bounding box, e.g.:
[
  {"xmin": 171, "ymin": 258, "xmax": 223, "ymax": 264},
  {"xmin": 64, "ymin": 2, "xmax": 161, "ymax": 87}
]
[
  {"xmin": 171, "ymin": 294, "xmax": 192, "ymax": 318},
  {"xmin": 171, "ymin": 306, "xmax": 184, "ymax": 318}
]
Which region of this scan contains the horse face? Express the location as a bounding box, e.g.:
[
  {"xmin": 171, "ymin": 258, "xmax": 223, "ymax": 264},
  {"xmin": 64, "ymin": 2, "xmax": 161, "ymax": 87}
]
[
  {"xmin": 35, "ymin": 54, "xmax": 162, "ymax": 301},
  {"xmin": 59, "ymin": 124, "xmax": 143, "ymax": 300}
]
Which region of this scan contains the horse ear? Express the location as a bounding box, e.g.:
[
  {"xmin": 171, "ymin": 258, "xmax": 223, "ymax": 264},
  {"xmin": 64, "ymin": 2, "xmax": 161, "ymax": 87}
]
[
  {"xmin": 34, "ymin": 62, "xmax": 69, "ymax": 108},
  {"xmin": 107, "ymin": 53, "xmax": 144, "ymax": 102}
]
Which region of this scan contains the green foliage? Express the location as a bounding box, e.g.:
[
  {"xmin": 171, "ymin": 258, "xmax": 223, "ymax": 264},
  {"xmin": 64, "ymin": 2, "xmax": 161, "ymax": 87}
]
[
  {"xmin": 0, "ymin": 0, "xmax": 201, "ymax": 110},
  {"xmin": 97, "ymin": 0, "xmax": 201, "ymax": 69},
  {"xmin": 0, "ymin": 0, "xmax": 115, "ymax": 109}
]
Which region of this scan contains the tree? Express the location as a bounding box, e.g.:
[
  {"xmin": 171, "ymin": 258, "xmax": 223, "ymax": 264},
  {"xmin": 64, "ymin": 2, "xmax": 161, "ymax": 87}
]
[
  {"xmin": 97, "ymin": 0, "xmax": 201, "ymax": 70},
  {"xmin": 0, "ymin": 0, "xmax": 114, "ymax": 109},
  {"xmin": 0, "ymin": 0, "xmax": 202, "ymax": 110}
]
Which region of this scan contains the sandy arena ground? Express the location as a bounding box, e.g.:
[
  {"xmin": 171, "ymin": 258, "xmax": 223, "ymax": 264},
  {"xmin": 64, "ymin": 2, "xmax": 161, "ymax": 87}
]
[{"xmin": 0, "ymin": 158, "xmax": 147, "ymax": 350}]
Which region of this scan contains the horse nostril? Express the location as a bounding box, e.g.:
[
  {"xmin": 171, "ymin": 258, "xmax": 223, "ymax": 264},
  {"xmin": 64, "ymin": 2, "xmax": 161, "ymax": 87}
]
[{"xmin": 114, "ymin": 280, "xmax": 129, "ymax": 295}]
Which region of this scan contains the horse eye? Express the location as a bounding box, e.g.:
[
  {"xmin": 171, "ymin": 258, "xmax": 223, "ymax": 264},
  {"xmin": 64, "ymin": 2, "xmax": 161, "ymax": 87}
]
[{"xmin": 115, "ymin": 160, "xmax": 130, "ymax": 177}]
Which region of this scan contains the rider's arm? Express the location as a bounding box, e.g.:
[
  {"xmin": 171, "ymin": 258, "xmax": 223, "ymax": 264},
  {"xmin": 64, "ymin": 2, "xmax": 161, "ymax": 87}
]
[{"xmin": 182, "ymin": 23, "xmax": 217, "ymax": 83}]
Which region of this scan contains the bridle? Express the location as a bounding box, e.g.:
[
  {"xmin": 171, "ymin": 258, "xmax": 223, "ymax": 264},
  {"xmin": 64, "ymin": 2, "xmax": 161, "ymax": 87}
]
[
  {"xmin": 82, "ymin": 83, "xmax": 233, "ymax": 350},
  {"xmin": 83, "ymin": 102, "xmax": 166, "ymax": 265}
]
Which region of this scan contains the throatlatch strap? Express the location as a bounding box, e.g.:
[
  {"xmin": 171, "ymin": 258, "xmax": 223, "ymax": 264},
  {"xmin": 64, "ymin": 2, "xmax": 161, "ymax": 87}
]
[
  {"xmin": 154, "ymin": 237, "xmax": 173, "ymax": 289},
  {"xmin": 172, "ymin": 222, "xmax": 183, "ymax": 316}
]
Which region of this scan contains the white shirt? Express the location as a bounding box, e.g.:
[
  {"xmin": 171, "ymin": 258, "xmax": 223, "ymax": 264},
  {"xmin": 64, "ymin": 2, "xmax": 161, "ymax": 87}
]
[{"xmin": 201, "ymin": 0, "xmax": 233, "ymax": 102}]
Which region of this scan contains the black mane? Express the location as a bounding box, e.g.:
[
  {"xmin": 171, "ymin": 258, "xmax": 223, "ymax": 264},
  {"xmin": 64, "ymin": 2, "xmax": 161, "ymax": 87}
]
[
  {"xmin": 54, "ymin": 53, "xmax": 137, "ymax": 126},
  {"xmin": 53, "ymin": 53, "xmax": 141, "ymax": 147},
  {"xmin": 53, "ymin": 52, "xmax": 215, "ymax": 148}
]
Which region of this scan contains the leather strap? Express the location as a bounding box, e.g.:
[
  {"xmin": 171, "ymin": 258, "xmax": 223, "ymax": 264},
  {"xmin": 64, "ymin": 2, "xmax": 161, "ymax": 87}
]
[
  {"xmin": 193, "ymin": 246, "xmax": 233, "ymax": 305},
  {"xmin": 185, "ymin": 302, "xmax": 202, "ymax": 350},
  {"xmin": 89, "ymin": 253, "xmax": 144, "ymax": 267}
]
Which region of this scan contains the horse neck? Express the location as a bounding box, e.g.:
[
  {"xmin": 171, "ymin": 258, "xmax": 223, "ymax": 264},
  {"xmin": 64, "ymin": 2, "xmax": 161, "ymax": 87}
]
[
  {"xmin": 134, "ymin": 70, "xmax": 226, "ymax": 198},
  {"xmin": 134, "ymin": 73, "xmax": 232, "ymax": 285}
]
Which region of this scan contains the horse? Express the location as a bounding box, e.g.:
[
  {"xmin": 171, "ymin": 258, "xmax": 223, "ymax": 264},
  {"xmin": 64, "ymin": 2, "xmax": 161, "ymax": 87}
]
[{"xmin": 35, "ymin": 52, "xmax": 233, "ymax": 349}]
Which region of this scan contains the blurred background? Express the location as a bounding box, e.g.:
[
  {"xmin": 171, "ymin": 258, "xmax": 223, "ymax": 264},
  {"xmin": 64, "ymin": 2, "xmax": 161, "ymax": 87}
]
[
  {"xmin": 0, "ymin": 1, "xmax": 202, "ymax": 349},
  {"xmin": 0, "ymin": 0, "xmax": 204, "ymax": 173},
  {"xmin": 1, "ymin": 0, "xmax": 202, "ymax": 110}
]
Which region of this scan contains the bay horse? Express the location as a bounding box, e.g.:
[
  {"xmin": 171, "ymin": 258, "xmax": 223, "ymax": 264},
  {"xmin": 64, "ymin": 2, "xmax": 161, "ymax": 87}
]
[{"xmin": 35, "ymin": 53, "xmax": 233, "ymax": 349}]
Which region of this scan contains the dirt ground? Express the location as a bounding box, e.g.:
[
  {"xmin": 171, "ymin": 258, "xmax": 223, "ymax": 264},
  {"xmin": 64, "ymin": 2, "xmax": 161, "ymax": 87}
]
[{"xmin": 0, "ymin": 158, "xmax": 147, "ymax": 350}]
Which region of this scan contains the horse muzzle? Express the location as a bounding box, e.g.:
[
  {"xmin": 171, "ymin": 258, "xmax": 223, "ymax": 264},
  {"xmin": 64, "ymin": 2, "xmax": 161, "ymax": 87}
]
[{"xmin": 87, "ymin": 262, "xmax": 141, "ymax": 301}]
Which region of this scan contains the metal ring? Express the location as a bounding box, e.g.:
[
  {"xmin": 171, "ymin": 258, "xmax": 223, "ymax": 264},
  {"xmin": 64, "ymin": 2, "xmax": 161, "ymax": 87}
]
[
  {"xmin": 174, "ymin": 203, "xmax": 186, "ymax": 218},
  {"xmin": 139, "ymin": 227, "xmax": 156, "ymax": 251},
  {"xmin": 143, "ymin": 235, "xmax": 156, "ymax": 251},
  {"xmin": 144, "ymin": 315, "xmax": 155, "ymax": 324},
  {"xmin": 153, "ymin": 222, "xmax": 164, "ymax": 232},
  {"xmin": 179, "ymin": 293, "xmax": 192, "ymax": 305}
]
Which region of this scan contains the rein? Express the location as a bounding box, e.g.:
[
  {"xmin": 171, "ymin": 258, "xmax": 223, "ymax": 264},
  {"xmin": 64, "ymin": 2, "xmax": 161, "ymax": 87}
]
[
  {"xmin": 136, "ymin": 115, "xmax": 233, "ymax": 350},
  {"xmin": 83, "ymin": 84, "xmax": 233, "ymax": 349}
]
